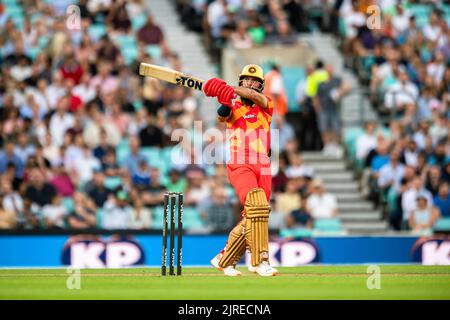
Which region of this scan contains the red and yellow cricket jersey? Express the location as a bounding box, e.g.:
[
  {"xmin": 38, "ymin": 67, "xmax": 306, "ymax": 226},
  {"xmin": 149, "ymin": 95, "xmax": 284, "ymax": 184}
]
[{"xmin": 222, "ymin": 96, "xmax": 274, "ymax": 164}]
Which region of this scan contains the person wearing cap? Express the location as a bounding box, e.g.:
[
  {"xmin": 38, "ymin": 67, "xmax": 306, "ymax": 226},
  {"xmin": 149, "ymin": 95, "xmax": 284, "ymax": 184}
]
[
  {"xmin": 306, "ymin": 179, "xmax": 338, "ymax": 219},
  {"xmin": 204, "ymin": 64, "xmax": 278, "ymax": 276},
  {"xmin": 408, "ymin": 194, "xmax": 440, "ymax": 232}
]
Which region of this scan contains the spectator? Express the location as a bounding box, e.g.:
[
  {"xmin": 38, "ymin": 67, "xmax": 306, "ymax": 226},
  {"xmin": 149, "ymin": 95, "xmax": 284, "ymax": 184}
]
[
  {"xmin": 229, "ymin": 20, "xmax": 252, "ymax": 49},
  {"xmin": 378, "ymin": 149, "xmax": 405, "ymax": 192},
  {"xmin": 408, "ymin": 195, "xmax": 440, "ymax": 233},
  {"xmin": 137, "ymin": 15, "xmax": 169, "ymax": 55},
  {"xmin": 199, "ymin": 186, "xmax": 235, "ymax": 230},
  {"xmin": 401, "ymin": 176, "xmax": 433, "ymax": 229},
  {"xmin": 41, "ymin": 195, "xmax": 68, "ymax": 228},
  {"xmin": 268, "ymin": 198, "xmax": 287, "ymax": 230},
  {"xmin": 0, "ymin": 195, "xmax": 16, "ymax": 229},
  {"xmin": 132, "ymin": 159, "xmax": 151, "ymax": 191},
  {"xmin": 287, "ymin": 197, "xmax": 313, "ymax": 229},
  {"xmin": 85, "ymin": 170, "xmax": 112, "ymax": 208},
  {"xmin": 67, "ymin": 191, "xmax": 97, "ymax": 229},
  {"xmin": 264, "ymin": 63, "xmax": 288, "ymax": 116},
  {"xmin": 433, "ymin": 182, "xmax": 450, "ymax": 218},
  {"xmin": 166, "ymin": 169, "xmax": 186, "ymax": 193},
  {"xmin": 306, "ymin": 179, "xmax": 338, "ymax": 219},
  {"xmin": 128, "ymin": 197, "xmax": 151, "ymax": 229},
  {"xmin": 0, "ymin": 140, "xmax": 24, "ymax": 178},
  {"xmin": 49, "ymin": 164, "xmax": 75, "ymax": 197},
  {"xmin": 317, "ymin": 64, "xmax": 351, "ymax": 156},
  {"xmin": 356, "ymin": 121, "xmax": 378, "ymax": 163},
  {"xmin": 0, "ymin": 178, "xmax": 23, "ymax": 227},
  {"xmin": 139, "ymin": 115, "xmax": 165, "ymax": 147},
  {"xmin": 102, "ymin": 188, "xmax": 132, "ymax": 229},
  {"xmin": 276, "ymin": 179, "xmax": 302, "ymax": 217}
]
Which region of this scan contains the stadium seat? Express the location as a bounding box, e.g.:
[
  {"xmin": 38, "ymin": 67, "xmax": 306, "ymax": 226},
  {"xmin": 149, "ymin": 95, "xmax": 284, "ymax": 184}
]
[
  {"xmin": 145, "ymin": 45, "xmax": 163, "ymax": 60},
  {"xmin": 88, "ymin": 24, "xmax": 107, "ymax": 41},
  {"xmin": 150, "ymin": 206, "xmax": 164, "ymax": 229},
  {"xmin": 3, "ymin": 0, "xmax": 19, "ymax": 6},
  {"xmin": 314, "ymin": 218, "xmax": 343, "ymax": 232},
  {"xmin": 104, "ymin": 176, "xmax": 122, "ymax": 190},
  {"xmin": 62, "ymin": 197, "xmax": 75, "ymax": 213},
  {"xmin": 116, "ymin": 143, "xmax": 130, "ymax": 167},
  {"xmin": 141, "ymin": 147, "xmax": 162, "ymax": 164},
  {"xmin": 433, "ymin": 218, "xmax": 450, "ymax": 233},
  {"xmin": 280, "ymin": 228, "xmax": 313, "ymax": 238},
  {"xmin": 27, "ymin": 47, "xmax": 41, "ymax": 61},
  {"xmin": 132, "ymin": 13, "xmax": 147, "ymax": 31},
  {"xmin": 121, "ymin": 43, "xmax": 138, "ymax": 65},
  {"xmin": 96, "ymin": 208, "xmax": 103, "ymax": 228}
]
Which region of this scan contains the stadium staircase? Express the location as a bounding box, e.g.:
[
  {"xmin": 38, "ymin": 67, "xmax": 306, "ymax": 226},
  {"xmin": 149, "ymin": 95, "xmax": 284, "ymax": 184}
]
[
  {"xmin": 145, "ymin": 0, "xmax": 218, "ymax": 127},
  {"xmin": 299, "ymin": 33, "xmax": 387, "ymax": 234}
]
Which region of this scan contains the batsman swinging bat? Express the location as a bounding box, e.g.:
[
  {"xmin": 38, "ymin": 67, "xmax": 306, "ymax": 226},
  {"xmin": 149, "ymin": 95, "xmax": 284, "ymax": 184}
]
[{"xmin": 139, "ymin": 62, "xmax": 205, "ymax": 92}]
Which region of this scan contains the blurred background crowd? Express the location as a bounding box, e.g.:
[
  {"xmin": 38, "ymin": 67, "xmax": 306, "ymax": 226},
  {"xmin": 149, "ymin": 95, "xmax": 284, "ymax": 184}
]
[{"xmin": 0, "ymin": 0, "xmax": 449, "ymax": 235}]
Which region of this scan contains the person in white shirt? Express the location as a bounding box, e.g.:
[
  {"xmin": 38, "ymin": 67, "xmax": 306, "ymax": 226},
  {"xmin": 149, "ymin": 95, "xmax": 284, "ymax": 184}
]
[
  {"xmin": 356, "ymin": 121, "xmax": 378, "ymax": 162},
  {"xmin": 49, "ymin": 97, "xmax": 74, "ymax": 146},
  {"xmin": 73, "ymin": 73, "xmax": 96, "ymax": 104},
  {"xmin": 42, "ymin": 195, "xmax": 68, "ymax": 228},
  {"xmin": 392, "ymin": 3, "xmax": 411, "ymax": 36},
  {"xmin": 378, "ymin": 149, "xmax": 405, "ymax": 192},
  {"xmin": 422, "ymin": 10, "xmax": 442, "ymax": 42},
  {"xmin": 401, "ymin": 176, "xmax": 433, "ymax": 226},
  {"xmin": 306, "ymin": 179, "xmax": 338, "ymax": 219},
  {"xmin": 384, "ymin": 68, "xmax": 419, "ymax": 112},
  {"xmin": 102, "ymin": 189, "xmax": 132, "ymax": 230}
]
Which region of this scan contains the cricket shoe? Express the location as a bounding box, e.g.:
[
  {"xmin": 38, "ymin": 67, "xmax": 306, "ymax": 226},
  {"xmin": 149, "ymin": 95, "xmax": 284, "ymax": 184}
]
[
  {"xmin": 249, "ymin": 261, "xmax": 278, "ymax": 277},
  {"xmin": 210, "ymin": 254, "xmax": 242, "ymax": 277}
]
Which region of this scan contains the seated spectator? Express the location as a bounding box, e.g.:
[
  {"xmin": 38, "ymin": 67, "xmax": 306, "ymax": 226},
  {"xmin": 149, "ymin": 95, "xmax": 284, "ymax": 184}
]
[
  {"xmin": 132, "ymin": 159, "xmax": 151, "ymax": 191},
  {"xmin": 378, "ymin": 149, "xmax": 405, "ymax": 192},
  {"xmin": 408, "ymin": 195, "xmax": 440, "ymax": 233},
  {"xmin": 166, "ymin": 169, "xmax": 186, "ymax": 193},
  {"xmin": 0, "ymin": 195, "xmax": 16, "ymax": 229},
  {"xmin": 139, "ymin": 115, "xmax": 165, "ymax": 147},
  {"xmin": 0, "ymin": 140, "xmax": 24, "ymax": 178},
  {"xmin": 425, "ymin": 165, "xmax": 442, "ymax": 196},
  {"xmin": 93, "ymin": 129, "xmax": 110, "ymax": 161},
  {"xmin": 137, "ymin": 15, "xmax": 169, "ymax": 55},
  {"xmin": 401, "ymin": 176, "xmax": 433, "ymax": 229},
  {"xmin": 384, "ymin": 68, "xmax": 418, "ymax": 115},
  {"xmin": 68, "ymin": 192, "xmax": 97, "ymax": 229},
  {"xmin": 276, "ymin": 179, "xmax": 301, "ymax": 217},
  {"xmin": 285, "ymin": 153, "xmax": 314, "ymax": 179},
  {"xmin": 287, "ymin": 197, "xmax": 313, "ymax": 229},
  {"xmin": 101, "ymin": 147, "xmax": 121, "ymax": 177},
  {"xmin": 102, "ymin": 188, "xmax": 133, "ymax": 229},
  {"xmin": 433, "ymin": 183, "xmax": 450, "ymax": 218},
  {"xmin": 185, "ymin": 167, "xmax": 210, "ymax": 206},
  {"xmin": 306, "ymin": 179, "xmax": 338, "ymax": 219},
  {"xmin": 42, "ymin": 195, "xmax": 68, "ymax": 229},
  {"xmin": 85, "ymin": 170, "xmax": 112, "ymax": 208},
  {"xmin": 229, "ymin": 20, "xmax": 252, "ymax": 49},
  {"xmin": 141, "ymin": 167, "xmax": 166, "ymax": 206},
  {"xmin": 128, "ymin": 197, "xmax": 151, "ymax": 229},
  {"xmin": 1, "ymin": 178, "xmax": 24, "ymax": 225},
  {"xmin": 268, "ymin": 198, "xmax": 286, "ymax": 230},
  {"xmin": 49, "ymin": 164, "xmax": 75, "ymax": 197},
  {"xmin": 199, "ymin": 186, "xmax": 235, "ymax": 231}
]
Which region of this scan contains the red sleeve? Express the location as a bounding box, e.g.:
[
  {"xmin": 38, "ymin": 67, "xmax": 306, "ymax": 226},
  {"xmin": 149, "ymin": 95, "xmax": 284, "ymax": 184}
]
[{"xmin": 261, "ymin": 95, "xmax": 274, "ymax": 117}]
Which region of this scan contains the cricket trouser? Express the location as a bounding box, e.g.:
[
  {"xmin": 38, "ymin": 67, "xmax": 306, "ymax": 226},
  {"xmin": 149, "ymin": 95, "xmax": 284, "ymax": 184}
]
[{"xmin": 218, "ymin": 162, "xmax": 272, "ymax": 268}]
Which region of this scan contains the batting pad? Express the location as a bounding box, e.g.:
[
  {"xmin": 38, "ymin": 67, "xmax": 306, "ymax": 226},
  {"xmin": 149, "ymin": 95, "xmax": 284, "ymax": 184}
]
[
  {"xmin": 244, "ymin": 188, "xmax": 270, "ymax": 266},
  {"xmin": 219, "ymin": 220, "xmax": 247, "ymax": 268}
]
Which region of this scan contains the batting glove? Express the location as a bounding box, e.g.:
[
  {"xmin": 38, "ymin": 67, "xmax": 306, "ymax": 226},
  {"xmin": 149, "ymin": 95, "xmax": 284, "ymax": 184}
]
[{"xmin": 204, "ymin": 78, "xmax": 226, "ymax": 97}]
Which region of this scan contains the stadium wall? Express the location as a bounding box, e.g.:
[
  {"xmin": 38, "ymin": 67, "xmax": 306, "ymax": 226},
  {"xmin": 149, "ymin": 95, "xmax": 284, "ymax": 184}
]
[{"xmin": 1, "ymin": 234, "xmax": 449, "ymax": 267}]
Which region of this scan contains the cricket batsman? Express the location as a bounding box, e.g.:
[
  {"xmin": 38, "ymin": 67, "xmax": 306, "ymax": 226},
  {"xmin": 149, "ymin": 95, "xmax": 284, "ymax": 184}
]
[{"xmin": 204, "ymin": 64, "xmax": 278, "ymax": 277}]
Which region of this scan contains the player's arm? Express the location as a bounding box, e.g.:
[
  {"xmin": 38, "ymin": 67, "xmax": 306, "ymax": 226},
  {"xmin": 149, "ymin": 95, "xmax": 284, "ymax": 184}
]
[{"xmin": 233, "ymin": 86, "xmax": 268, "ymax": 108}]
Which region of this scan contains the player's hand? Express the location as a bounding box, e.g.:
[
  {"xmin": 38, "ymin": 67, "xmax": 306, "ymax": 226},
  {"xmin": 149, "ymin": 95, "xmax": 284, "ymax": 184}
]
[
  {"xmin": 204, "ymin": 78, "xmax": 226, "ymax": 97},
  {"xmin": 217, "ymin": 85, "xmax": 236, "ymax": 106}
]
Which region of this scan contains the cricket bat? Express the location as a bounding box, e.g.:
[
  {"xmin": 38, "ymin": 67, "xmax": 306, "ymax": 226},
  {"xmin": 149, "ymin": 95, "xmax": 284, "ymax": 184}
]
[{"xmin": 139, "ymin": 62, "xmax": 205, "ymax": 92}]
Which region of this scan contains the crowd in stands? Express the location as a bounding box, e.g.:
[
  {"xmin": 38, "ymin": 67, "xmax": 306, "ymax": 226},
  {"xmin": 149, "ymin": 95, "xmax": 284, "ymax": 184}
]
[
  {"xmin": 0, "ymin": 0, "xmax": 339, "ymax": 233},
  {"xmin": 340, "ymin": 0, "xmax": 450, "ymax": 232}
]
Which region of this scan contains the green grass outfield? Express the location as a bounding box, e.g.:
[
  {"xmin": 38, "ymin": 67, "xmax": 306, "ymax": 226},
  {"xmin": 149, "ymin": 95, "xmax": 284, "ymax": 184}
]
[{"xmin": 1, "ymin": 265, "xmax": 449, "ymax": 299}]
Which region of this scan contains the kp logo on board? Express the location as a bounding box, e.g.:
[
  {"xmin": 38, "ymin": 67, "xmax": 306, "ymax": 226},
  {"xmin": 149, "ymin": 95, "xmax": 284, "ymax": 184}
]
[
  {"xmin": 412, "ymin": 237, "xmax": 450, "ymax": 265},
  {"xmin": 245, "ymin": 239, "xmax": 320, "ymax": 266},
  {"xmin": 62, "ymin": 236, "xmax": 145, "ymax": 268}
]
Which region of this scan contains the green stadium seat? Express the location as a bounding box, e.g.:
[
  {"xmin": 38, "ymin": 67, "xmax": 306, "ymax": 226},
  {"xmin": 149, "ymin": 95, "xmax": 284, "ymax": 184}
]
[
  {"xmin": 141, "ymin": 147, "xmax": 161, "ymax": 164},
  {"xmin": 62, "ymin": 197, "xmax": 75, "ymax": 213},
  {"xmin": 121, "ymin": 43, "xmax": 138, "ymax": 65},
  {"xmin": 88, "ymin": 24, "xmax": 107, "ymax": 41},
  {"xmin": 280, "ymin": 228, "xmax": 313, "ymax": 238},
  {"xmin": 104, "ymin": 176, "xmax": 122, "ymax": 190},
  {"xmin": 433, "ymin": 218, "xmax": 450, "ymax": 232},
  {"xmin": 38, "ymin": 36, "xmax": 49, "ymax": 49},
  {"xmin": 344, "ymin": 127, "xmax": 364, "ymax": 160},
  {"xmin": 27, "ymin": 47, "xmax": 41, "ymax": 61},
  {"xmin": 132, "ymin": 13, "xmax": 147, "ymax": 30},
  {"xmin": 5, "ymin": 5, "xmax": 23, "ymax": 16},
  {"xmin": 133, "ymin": 99, "xmax": 143, "ymax": 111},
  {"xmin": 116, "ymin": 143, "xmax": 130, "ymax": 167},
  {"xmin": 150, "ymin": 206, "xmax": 165, "ymax": 229},
  {"xmin": 145, "ymin": 45, "xmax": 162, "ymax": 60},
  {"xmin": 96, "ymin": 208, "xmax": 103, "ymax": 228},
  {"xmin": 314, "ymin": 218, "xmax": 343, "ymax": 232},
  {"xmin": 3, "ymin": 0, "xmax": 19, "ymax": 6}
]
